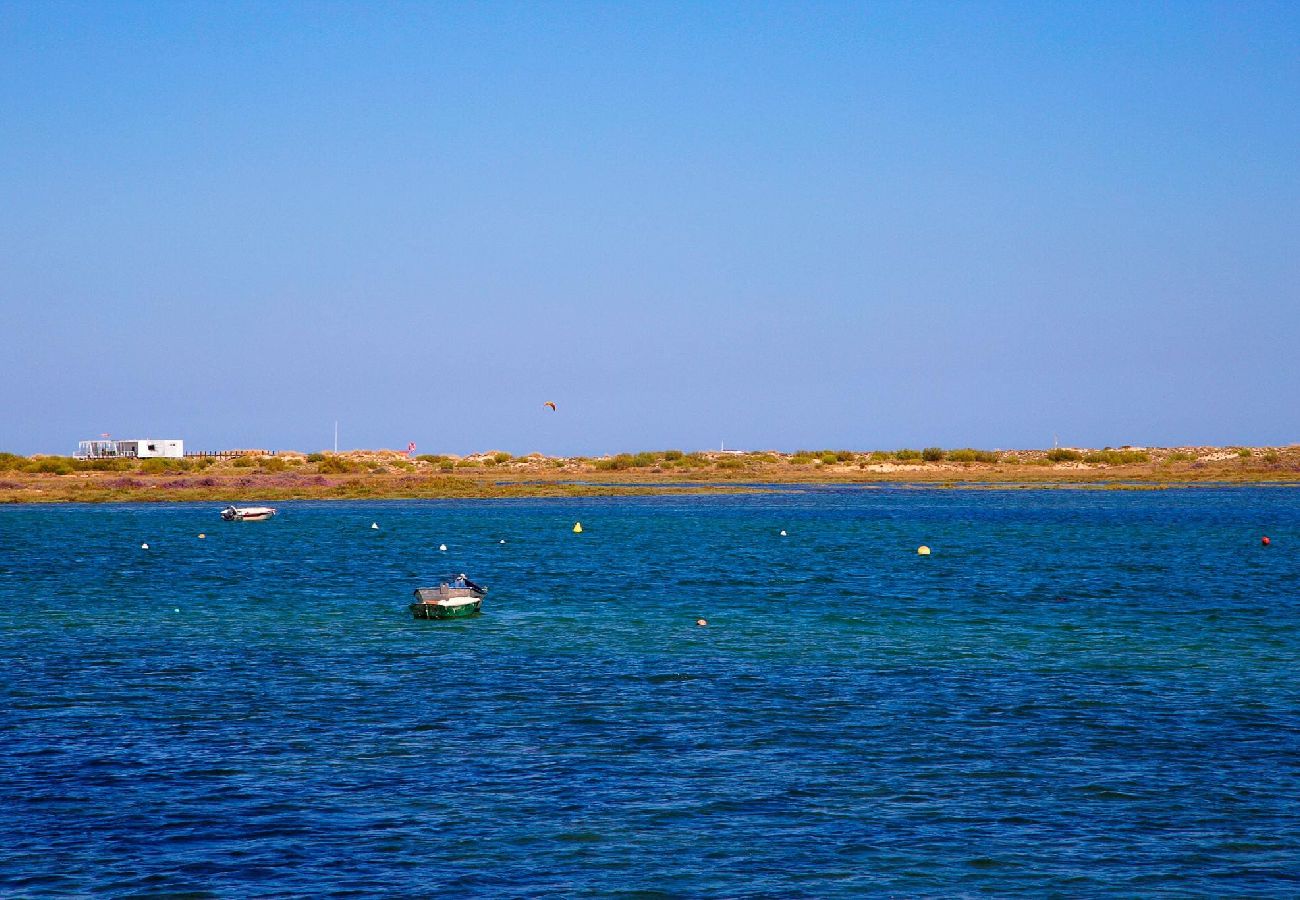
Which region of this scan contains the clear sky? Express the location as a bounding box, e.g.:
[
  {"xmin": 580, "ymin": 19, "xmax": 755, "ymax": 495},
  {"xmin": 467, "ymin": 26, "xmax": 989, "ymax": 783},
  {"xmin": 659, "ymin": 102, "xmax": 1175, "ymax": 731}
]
[{"xmin": 1, "ymin": 1, "xmax": 1297, "ymax": 456}]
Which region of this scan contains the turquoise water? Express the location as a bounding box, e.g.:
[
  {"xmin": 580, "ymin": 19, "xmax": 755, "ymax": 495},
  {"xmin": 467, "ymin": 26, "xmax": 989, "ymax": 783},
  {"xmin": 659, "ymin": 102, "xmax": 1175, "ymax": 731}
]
[{"xmin": 2, "ymin": 490, "xmax": 1298, "ymax": 896}]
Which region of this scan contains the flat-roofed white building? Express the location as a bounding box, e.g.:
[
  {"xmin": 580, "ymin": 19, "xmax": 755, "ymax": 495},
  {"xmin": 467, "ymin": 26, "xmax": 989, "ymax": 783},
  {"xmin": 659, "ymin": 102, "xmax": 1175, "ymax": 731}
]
[
  {"xmin": 119, "ymin": 439, "xmax": 184, "ymax": 458},
  {"xmin": 77, "ymin": 438, "xmax": 184, "ymax": 459}
]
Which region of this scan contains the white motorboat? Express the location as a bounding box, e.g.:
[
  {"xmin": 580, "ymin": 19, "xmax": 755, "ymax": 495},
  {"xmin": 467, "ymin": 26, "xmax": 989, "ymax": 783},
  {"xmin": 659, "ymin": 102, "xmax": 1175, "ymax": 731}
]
[{"xmin": 220, "ymin": 505, "xmax": 277, "ymax": 522}]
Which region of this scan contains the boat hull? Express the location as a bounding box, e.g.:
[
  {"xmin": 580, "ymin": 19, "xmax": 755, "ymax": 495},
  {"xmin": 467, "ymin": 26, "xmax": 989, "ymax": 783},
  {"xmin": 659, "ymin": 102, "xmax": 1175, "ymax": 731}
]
[{"xmin": 410, "ymin": 598, "xmax": 482, "ymax": 619}]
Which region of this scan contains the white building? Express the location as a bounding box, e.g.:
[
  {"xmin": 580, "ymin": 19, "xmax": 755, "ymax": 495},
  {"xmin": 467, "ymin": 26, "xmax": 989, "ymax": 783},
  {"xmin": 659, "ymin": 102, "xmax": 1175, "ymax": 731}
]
[
  {"xmin": 77, "ymin": 438, "xmax": 184, "ymax": 459},
  {"xmin": 119, "ymin": 439, "xmax": 184, "ymax": 458}
]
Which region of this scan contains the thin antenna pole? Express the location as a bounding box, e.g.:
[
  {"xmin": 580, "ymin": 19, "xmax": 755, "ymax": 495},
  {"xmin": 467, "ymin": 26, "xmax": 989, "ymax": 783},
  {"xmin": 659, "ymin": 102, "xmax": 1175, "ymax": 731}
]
[{"xmin": 334, "ymin": 421, "xmax": 338, "ymax": 453}]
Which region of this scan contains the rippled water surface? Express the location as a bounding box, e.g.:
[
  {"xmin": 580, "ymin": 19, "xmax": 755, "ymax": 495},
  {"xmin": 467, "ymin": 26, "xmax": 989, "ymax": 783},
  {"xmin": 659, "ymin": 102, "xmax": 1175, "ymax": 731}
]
[{"xmin": 2, "ymin": 490, "xmax": 1298, "ymax": 896}]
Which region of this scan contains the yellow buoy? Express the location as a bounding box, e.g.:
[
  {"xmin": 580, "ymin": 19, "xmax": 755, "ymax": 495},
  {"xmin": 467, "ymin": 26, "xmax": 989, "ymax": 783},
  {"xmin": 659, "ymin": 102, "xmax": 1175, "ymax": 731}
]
[
  {"xmin": 917, "ymin": 545, "xmax": 931, "ymax": 556},
  {"xmin": 198, "ymin": 533, "xmax": 205, "ymax": 539},
  {"xmin": 573, "ymin": 522, "xmax": 583, "ymax": 533}
]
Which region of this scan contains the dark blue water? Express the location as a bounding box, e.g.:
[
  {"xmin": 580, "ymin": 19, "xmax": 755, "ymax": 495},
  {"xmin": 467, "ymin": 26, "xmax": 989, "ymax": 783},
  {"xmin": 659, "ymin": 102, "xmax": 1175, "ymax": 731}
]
[{"xmin": 2, "ymin": 490, "xmax": 1298, "ymax": 896}]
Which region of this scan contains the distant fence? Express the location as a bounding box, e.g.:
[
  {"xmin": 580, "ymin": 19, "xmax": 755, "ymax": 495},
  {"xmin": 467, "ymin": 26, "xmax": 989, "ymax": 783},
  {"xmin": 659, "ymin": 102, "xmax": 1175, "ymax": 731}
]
[{"xmin": 185, "ymin": 449, "xmax": 277, "ymax": 458}]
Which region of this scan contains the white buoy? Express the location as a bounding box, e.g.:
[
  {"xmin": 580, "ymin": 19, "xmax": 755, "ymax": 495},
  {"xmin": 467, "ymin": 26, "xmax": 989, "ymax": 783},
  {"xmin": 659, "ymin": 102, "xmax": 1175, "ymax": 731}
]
[
  {"xmin": 500, "ymin": 539, "xmax": 506, "ymax": 544},
  {"xmin": 141, "ymin": 543, "xmax": 149, "ymax": 550},
  {"xmin": 371, "ymin": 522, "xmax": 379, "ymax": 530},
  {"xmin": 779, "ymin": 530, "xmax": 787, "ymax": 536},
  {"xmin": 696, "ymin": 618, "xmax": 708, "ymax": 627},
  {"xmin": 439, "ymin": 544, "xmax": 447, "ymax": 551},
  {"xmin": 174, "ymin": 608, "xmax": 180, "ymax": 613}
]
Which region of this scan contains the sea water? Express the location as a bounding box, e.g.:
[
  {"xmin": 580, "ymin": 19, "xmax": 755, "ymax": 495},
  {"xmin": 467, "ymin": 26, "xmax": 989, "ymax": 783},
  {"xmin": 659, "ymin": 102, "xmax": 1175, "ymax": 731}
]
[{"xmin": 1, "ymin": 489, "xmax": 1297, "ymax": 896}]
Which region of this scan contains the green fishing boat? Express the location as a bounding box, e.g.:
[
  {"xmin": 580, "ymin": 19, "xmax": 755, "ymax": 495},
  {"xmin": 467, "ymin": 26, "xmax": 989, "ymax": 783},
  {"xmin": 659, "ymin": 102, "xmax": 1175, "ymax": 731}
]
[{"xmin": 410, "ymin": 576, "xmax": 486, "ymax": 620}]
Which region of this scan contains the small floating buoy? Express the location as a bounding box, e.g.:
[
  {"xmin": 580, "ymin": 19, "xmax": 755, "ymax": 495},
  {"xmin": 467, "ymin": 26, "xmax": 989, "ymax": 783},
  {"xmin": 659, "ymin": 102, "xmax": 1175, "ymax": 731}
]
[
  {"xmin": 1262, "ymin": 536, "xmax": 1271, "ymax": 546},
  {"xmin": 499, "ymin": 539, "xmax": 506, "ymax": 544},
  {"xmin": 439, "ymin": 544, "xmax": 447, "ymax": 551},
  {"xmin": 174, "ymin": 608, "xmax": 180, "ymax": 613},
  {"xmin": 198, "ymin": 533, "xmax": 205, "ymax": 539},
  {"xmin": 917, "ymin": 545, "xmax": 931, "ymax": 556},
  {"xmin": 696, "ymin": 618, "xmax": 708, "ymax": 627},
  {"xmin": 141, "ymin": 543, "xmax": 149, "ymax": 550},
  {"xmin": 779, "ymin": 530, "xmax": 787, "ymax": 536},
  {"xmin": 371, "ymin": 522, "xmax": 379, "ymax": 530},
  {"xmin": 573, "ymin": 522, "xmax": 583, "ymax": 533}
]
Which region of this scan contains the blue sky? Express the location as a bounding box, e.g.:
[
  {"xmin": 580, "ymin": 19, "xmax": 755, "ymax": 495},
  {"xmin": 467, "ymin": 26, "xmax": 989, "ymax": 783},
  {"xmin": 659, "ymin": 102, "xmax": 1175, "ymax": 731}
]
[{"xmin": 1, "ymin": 1, "xmax": 1296, "ymax": 455}]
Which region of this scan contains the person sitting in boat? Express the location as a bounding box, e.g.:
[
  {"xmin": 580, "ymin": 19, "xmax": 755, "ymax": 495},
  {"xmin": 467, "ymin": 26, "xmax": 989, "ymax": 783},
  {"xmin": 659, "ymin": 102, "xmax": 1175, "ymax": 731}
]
[{"xmin": 452, "ymin": 573, "xmax": 485, "ymax": 593}]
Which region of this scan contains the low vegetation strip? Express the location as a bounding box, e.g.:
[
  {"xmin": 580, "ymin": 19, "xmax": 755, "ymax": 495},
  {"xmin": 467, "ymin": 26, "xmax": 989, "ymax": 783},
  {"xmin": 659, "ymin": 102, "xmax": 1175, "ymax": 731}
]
[{"xmin": 1, "ymin": 445, "xmax": 1297, "ymax": 502}]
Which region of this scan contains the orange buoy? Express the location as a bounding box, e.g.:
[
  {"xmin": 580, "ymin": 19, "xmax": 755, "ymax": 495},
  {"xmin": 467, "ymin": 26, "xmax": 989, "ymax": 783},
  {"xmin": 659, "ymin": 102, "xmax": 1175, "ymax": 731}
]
[{"xmin": 1262, "ymin": 536, "xmax": 1271, "ymax": 546}]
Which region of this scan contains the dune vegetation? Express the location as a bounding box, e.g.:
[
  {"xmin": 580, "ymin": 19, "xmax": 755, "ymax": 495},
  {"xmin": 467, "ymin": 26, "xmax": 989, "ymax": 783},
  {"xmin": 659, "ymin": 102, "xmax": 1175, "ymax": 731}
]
[{"xmin": 0, "ymin": 445, "xmax": 1297, "ymax": 503}]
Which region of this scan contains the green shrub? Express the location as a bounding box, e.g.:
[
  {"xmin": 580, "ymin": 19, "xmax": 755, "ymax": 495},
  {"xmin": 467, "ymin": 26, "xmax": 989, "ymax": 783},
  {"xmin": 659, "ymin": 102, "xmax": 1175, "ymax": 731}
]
[
  {"xmin": 492, "ymin": 452, "xmax": 512, "ymax": 464},
  {"xmin": 662, "ymin": 450, "xmax": 684, "ymax": 461},
  {"xmin": 945, "ymin": 448, "xmax": 977, "ymax": 462},
  {"xmin": 1236, "ymin": 447, "xmax": 1253, "ymax": 458},
  {"xmin": 715, "ymin": 458, "xmax": 745, "ymax": 470},
  {"xmin": 1165, "ymin": 452, "xmax": 1194, "ymax": 463},
  {"xmin": 791, "ymin": 453, "xmax": 815, "ymax": 465},
  {"xmin": 318, "ymin": 455, "xmax": 360, "ymax": 473},
  {"xmin": 306, "ymin": 453, "xmax": 326, "ymax": 463},
  {"xmin": 27, "ymin": 457, "xmax": 73, "ymax": 474},
  {"xmin": 454, "ymin": 459, "xmax": 480, "ymax": 468},
  {"xmin": 632, "ymin": 452, "xmax": 657, "ymax": 467},
  {"xmin": 259, "ymin": 457, "xmax": 287, "ymax": 472},
  {"xmin": 1083, "ymin": 450, "xmax": 1150, "ymax": 465},
  {"xmin": 76, "ymin": 457, "xmax": 134, "ymax": 471},
  {"xmin": 869, "ymin": 451, "xmax": 891, "ymax": 461},
  {"xmin": 1046, "ymin": 448, "xmax": 1083, "ymax": 462},
  {"xmin": 440, "ymin": 461, "xmax": 455, "ymax": 471},
  {"xmin": 1264, "ymin": 451, "xmax": 1280, "ymax": 463},
  {"xmin": 0, "ymin": 452, "xmax": 23, "ymax": 470},
  {"xmin": 230, "ymin": 456, "xmax": 257, "ymax": 468},
  {"xmin": 921, "ymin": 447, "xmax": 944, "ymax": 462},
  {"xmin": 895, "ymin": 449, "xmax": 921, "ymax": 461},
  {"xmin": 819, "ymin": 452, "xmax": 840, "ymax": 465}
]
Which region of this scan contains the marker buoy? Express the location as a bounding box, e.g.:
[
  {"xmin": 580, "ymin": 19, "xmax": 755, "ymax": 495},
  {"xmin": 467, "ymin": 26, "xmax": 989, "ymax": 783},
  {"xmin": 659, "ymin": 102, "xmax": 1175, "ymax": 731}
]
[
  {"xmin": 917, "ymin": 545, "xmax": 931, "ymax": 556},
  {"xmin": 779, "ymin": 530, "xmax": 787, "ymax": 536},
  {"xmin": 439, "ymin": 544, "xmax": 447, "ymax": 551},
  {"xmin": 141, "ymin": 543, "xmax": 149, "ymax": 550},
  {"xmin": 696, "ymin": 618, "xmax": 708, "ymax": 627},
  {"xmin": 499, "ymin": 539, "xmax": 506, "ymax": 544},
  {"xmin": 371, "ymin": 522, "xmax": 379, "ymax": 530},
  {"xmin": 174, "ymin": 608, "xmax": 180, "ymax": 613},
  {"xmin": 573, "ymin": 522, "xmax": 583, "ymax": 533},
  {"xmin": 1262, "ymin": 536, "xmax": 1271, "ymax": 546},
  {"xmin": 198, "ymin": 533, "xmax": 205, "ymax": 539}
]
